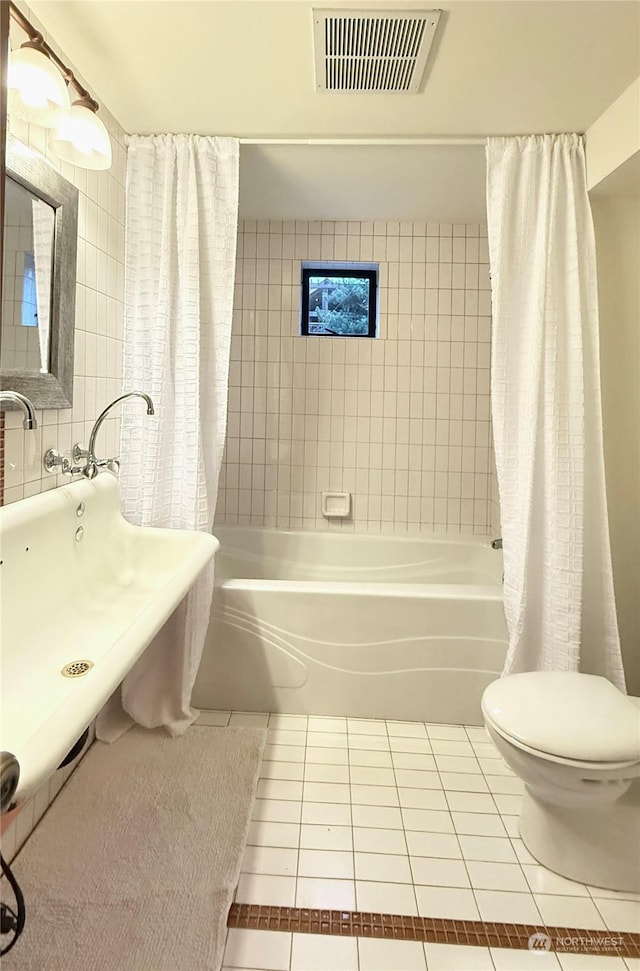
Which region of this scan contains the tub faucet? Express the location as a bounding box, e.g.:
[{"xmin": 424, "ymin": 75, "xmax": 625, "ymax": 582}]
[
  {"xmin": 81, "ymin": 391, "xmax": 154, "ymax": 478},
  {"xmin": 491, "ymin": 537, "xmax": 503, "ymax": 550},
  {"xmin": 0, "ymin": 391, "xmax": 37, "ymax": 429}
]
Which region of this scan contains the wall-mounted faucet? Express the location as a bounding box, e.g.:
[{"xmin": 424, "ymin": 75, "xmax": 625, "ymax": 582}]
[
  {"xmin": 81, "ymin": 391, "xmax": 155, "ymax": 478},
  {"xmin": 0, "ymin": 391, "xmax": 37, "ymax": 430}
]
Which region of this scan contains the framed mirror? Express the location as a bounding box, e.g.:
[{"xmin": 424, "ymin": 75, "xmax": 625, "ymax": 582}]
[{"xmin": 2, "ymin": 133, "xmax": 78, "ymax": 408}]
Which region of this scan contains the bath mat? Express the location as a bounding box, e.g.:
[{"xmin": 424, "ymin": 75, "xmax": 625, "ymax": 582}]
[{"xmin": 3, "ymin": 725, "xmax": 266, "ymax": 971}]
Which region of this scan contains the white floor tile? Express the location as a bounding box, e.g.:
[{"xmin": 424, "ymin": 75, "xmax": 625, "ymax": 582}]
[
  {"xmin": 591, "ymin": 897, "xmax": 640, "ymax": 932},
  {"xmin": 301, "ymin": 801, "xmax": 352, "ymax": 827},
  {"xmin": 268, "ymin": 714, "xmax": 308, "ymax": 730},
  {"xmin": 430, "ymin": 740, "xmax": 476, "ymax": 757},
  {"xmin": 260, "ymin": 761, "xmax": 305, "ymax": 782},
  {"xmin": 348, "ymin": 718, "xmax": 388, "ymax": 735},
  {"xmin": 308, "ymin": 715, "xmax": 347, "ymax": 733},
  {"xmin": 557, "ymin": 955, "xmax": 628, "ymax": 970},
  {"xmin": 458, "ymin": 834, "xmax": 517, "ymax": 863},
  {"xmin": 196, "ymin": 709, "xmax": 230, "ymax": 726},
  {"xmin": 492, "ymin": 793, "xmax": 523, "ymax": 814},
  {"xmin": 230, "ymin": 711, "xmax": 270, "ymax": 728},
  {"xmin": 347, "ymin": 734, "xmax": 390, "ymax": 751},
  {"xmin": 395, "ymin": 768, "xmax": 440, "ymax": 788},
  {"xmin": 439, "ymin": 772, "xmax": 489, "ymax": 793},
  {"xmin": 241, "ymin": 844, "xmax": 298, "ymax": 876},
  {"xmin": 424, "ymin": 942, "xmax": 494, "ymax": 970},
  {"xmin": 298, "ymin": 848, "xmax": 354, "ymax": 879},
  {"xmin": 351, "ymin": 784, "xmax": 399, "ymax": 807},
  {"xmin": 401, "ymin": 808, "xmax": 454, "ymax": 833},
  {"xmin": 307, "ymin": 731, "xmax": 348, "ymax": 749},
  {"xmin": 246, "ymin": 820, "xmax": 300, "ymax": 848},
  {"xmin": 479, "ymin": 757, "xmax": 513, "ymax": 776},
  {"xmin": 252, "ymin": 799, "xmax": 302, "ymax": 823},
  {"xmin": 300, "ymin": 823, "xmax": 353, "ymax": 851},
  {"xmin": 426, "ymin": 725, "xmax": 469, "ymax": 741},
  {"xmin": 354, "ymin": 851, "xmax": 412, "ymax": 883},
  {"xmin": 386, "ymin": 721, "xmax": 429, "ymax": 738},
  {"xmin": 466, "ymin": 860, "xmax": 529, "ymax": 892},
  {"xmin": 268, "ymin": 729, "xmax": 308, "ymax": 746},
  {"xmin": 303, "ymin": 781, "xmax": 351, "ymax": 804},
  {"xmin": 501, "ymin": 814, "xmax": 520, "ymax": 837},
  {"xmin": 415, "ymin": 885, "xmax": 480, "ymax": 919},
  {"xmin": 295, "ymin": 876, "xmax": 356, "ymax": 910},
  {"xmin": 411, "ymin": 857, "xmax": 470, "ymax": 888},
  {"xmin": 223, "ymin": 929, "xmax": 291, "ymax": 970},
  {"xmin": 398, "ymin": 787, "xmax": 448, "ymax": 810},
  {"xmin": 535, "ymin": 893, "xmax": 608, "ymax": 929},
  {"xmin": 445, "ymin": 791, "xmax": 499, "ymax": 814},
  {"xmin": 352, "ymin": 805, "xmax": 403, "ymax": 829},
  {"xmin": 511, "ymin": 838, "xmax": 537, "ymax": 865},
  {"xmin": 388, "ymin": 736, "xmax": 432, "ymax": 754},
  {"xmin": 588, "ymin": 886, "xmax": 640, "ymax": 902},
  {"xmin": 392, "ymin": 752, "xmax": 438, "ymax": 771},
  {"xmin": 470, "ymin": 741, "xmax": 502, "ymax": 759},
  {"xmin": 465, "ymin": 727, "xmax": 491, "ymax": 742},
  {"xmin": 291, "ymin": 932, "xmax": 358, "ymax": 971},
  {"xmin": 350, "ymin": 765, "xmax": 396, "ymax": 786},
  {"xmin": 358, "ymin": 937, "xmax": 426, "ymax": 970},
  {"xmin": 263, "ymin": 743, "xmax": 307, "ymax": 763},
  {"xmin": 256, "ymin": 779, "xmax": 304, "ymax": 801},
  {"xmin": 452, "ymin": 811, "xmax": 507, "ymax": 836},
  {"xmin": 303, "ymin": 762, "xmax": 350, "ymax": 784},
  {"xmin": 235, "ymin": 872, "xmax": 296, "ymax": 906},
  {"xmin": 356, "ymin": 879, "xmax": 418, "ymax": 915},
  {"xmin": 475, "ymin": 889, "xmax": 541, "ymax": 923},
  {"xmin": 485, "ymin": 774, "xmax": 524, "ymax": 795},
  {"xmin": 405, "ymin": 831, "xmax": 462, "ymax": 859},
  {"xmin": 305, "ymin": 746, "xmax": 349, "ymax": 765},
  {"xmin": 353, "ymin": 826, "xmax": 408, "ymax": 855},
  {"xmin": 522, "ymin": 864, "xmax": 590, "ymax": 897},
  {"xmin": 349, "ymin": 748, "xmax": 393, "ymax": 768},
  {"xmin": 625, "ymin": 959, "xmax": 640, "ymax": 971},
  {"xmin": 491, "ymin": 947, "xmax": 560, "ymax": 970},
  {"xmin": 436, "ymin": 755, "xmax": 482, "ymax": 774}
]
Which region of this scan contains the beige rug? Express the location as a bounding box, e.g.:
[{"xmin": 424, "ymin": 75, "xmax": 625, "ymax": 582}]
[{"xmin": 4, "ymin": 726, "xmax": 266, "ymax": 971}]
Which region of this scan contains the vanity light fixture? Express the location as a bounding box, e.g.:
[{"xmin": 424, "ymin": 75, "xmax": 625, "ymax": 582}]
[{"xmin": 7, "ymin": 2, "xmax": 112, "ymax": 171}]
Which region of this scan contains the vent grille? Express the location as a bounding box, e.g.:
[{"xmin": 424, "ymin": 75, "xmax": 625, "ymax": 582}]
[{"xmin": 313, "ymin": 9, "xmax": 441, "ymax": 93}]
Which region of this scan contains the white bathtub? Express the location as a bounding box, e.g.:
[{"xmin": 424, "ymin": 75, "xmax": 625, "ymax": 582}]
[{"xmin": 192, "ymin": 528, "xmax": 508, "ymax": 725}]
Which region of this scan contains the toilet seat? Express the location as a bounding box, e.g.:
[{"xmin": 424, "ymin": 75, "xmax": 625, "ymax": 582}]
[{"xmin": 482, "ymin": 671, "xmax": 640, "ymax": 765}]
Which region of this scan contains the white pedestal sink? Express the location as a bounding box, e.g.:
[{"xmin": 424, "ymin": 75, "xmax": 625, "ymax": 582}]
[{"xmin": 0, "ymin": 473, "xmax": 218, "ymax": 807}]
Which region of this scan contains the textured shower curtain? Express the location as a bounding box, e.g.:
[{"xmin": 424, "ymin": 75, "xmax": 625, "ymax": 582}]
[
  {"xmin": 486, "ymin": 134, "xmax": 625, "ymax": 689},
  {"xmin": 97, "ymin": 134, "xmax": 239, "ymax": 739}
]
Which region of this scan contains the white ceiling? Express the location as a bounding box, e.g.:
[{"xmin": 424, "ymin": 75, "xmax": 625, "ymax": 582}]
[{"xmin": 24, "ymin": 1, "xmax": 640, "ymax": 219}]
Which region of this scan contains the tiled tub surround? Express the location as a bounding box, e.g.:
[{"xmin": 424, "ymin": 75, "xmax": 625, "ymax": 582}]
[
  {"xmin": 212, "ymin": 711, "xmax": 640, "ymax": 971},
  {"xmin": 216, "ymin": 220, "xmax": 496, "ymax": 535},
  {"xmin": 2, "ymin": 206, "xmax": 42, "ymax": 371},
  {"xmin": 193, "ymin": 528, "xmax": 508, "ymax": 723}
]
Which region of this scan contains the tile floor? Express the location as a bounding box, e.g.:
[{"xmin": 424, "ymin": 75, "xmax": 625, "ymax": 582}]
[{"xmin": 200, "ymin": 710, "xmax": 640, "ymax": 971}]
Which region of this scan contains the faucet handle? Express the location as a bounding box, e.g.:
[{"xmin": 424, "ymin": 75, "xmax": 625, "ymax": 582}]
[{"xmin": 72, "ymin": 443, "xmax": 89, "ymax": 464}]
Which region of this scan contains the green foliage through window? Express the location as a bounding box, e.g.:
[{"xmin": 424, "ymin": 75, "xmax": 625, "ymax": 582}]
[{"xmin": 301, "ymin": 266, "xmax": 377, "ymax": 338}]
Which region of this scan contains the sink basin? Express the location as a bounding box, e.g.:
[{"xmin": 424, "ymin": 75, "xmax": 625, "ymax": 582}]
[{"xmin": 0, "ymin": 473, "xmax": 218, "ymax": 806}]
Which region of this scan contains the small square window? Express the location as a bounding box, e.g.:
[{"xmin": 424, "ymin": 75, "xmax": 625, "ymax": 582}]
[{"xmin": 301, "ymin": 263, "xmax": 378, "ymax": 337}]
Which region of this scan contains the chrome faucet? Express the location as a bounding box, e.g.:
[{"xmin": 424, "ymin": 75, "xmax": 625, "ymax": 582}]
[
  {"xmin": 0, "ymin": 391, "xmax": 37, "ymax": 429},
  {"xmin": 82, "ymin": 391, "xmax": 154, "ymax": 478}
]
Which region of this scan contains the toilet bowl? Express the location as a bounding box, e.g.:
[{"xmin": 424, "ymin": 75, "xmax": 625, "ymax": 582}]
[{"xmin": 481, "ymin": 671, "xmax": 640, "ymax": 893}]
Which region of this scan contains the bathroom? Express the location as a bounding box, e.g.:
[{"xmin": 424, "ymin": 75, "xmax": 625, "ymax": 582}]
[{"xmin": 0, "ymin": 1, "xmax": 639, "ymax": 969}]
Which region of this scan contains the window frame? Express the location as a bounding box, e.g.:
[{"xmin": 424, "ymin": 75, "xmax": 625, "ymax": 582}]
[{"xmin": 300, "ymin": 264, "xmax": 378, "ymax": 338}]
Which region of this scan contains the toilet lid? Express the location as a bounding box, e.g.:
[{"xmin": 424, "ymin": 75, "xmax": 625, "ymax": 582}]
[{"xmin": 482, "ymin": 672, "xmax": 640, "ymax": 763}]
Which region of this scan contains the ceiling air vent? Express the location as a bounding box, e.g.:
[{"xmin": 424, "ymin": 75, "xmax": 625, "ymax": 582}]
[{"xmin": 313, "ymin": 8, "xmax": 441, "ymax": 93}]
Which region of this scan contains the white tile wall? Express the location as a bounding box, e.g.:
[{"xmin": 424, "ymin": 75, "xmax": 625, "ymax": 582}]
[
  {"xmin": 2, "ymin": 209, "xmax": 42, "ymax": 370},
  {"xmin": 2, "ymin": 0, "xmax": 126, "ymax": 505},
  {"xmin": 216, "ymin": 219, "xmax": 497, "ymax": 534},
  {"xmin": 1, "ymin": 1, "xmax": 125, "ymax": 849}
]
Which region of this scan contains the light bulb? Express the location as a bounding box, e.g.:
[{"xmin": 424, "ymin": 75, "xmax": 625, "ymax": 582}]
[
  {"xmin": 49, "ymin": 98, "xmax": 112, "ymax": 171},
  {"xmin": 8, "ymin": 43, "xmax": 70, "ymax": 127}
]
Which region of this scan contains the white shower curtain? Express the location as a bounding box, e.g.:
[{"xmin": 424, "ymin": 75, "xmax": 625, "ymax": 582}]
[
  {"xmin": 97, "ymin": 134, "xmax": 239, "ymax": 739},
  {"xmin": 486, "ymin": 134, "xmax": 625, "ymax": 690}
]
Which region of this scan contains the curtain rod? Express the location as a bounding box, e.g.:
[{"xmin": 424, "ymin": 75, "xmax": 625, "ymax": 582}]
[{"xmin": 239, "ymin": 137, "xmax": 486, "ymax": 146}]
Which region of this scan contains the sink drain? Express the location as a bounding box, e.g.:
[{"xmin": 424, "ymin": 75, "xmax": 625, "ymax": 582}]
[{"xmin": 61, "ymin": 660, "xmax": 94, "ymax": 678}]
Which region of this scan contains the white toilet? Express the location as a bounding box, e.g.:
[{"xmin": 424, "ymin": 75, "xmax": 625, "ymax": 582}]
[{"xmin": 481, "ymin": 671, "xmax": 640, "ymax": 893}]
